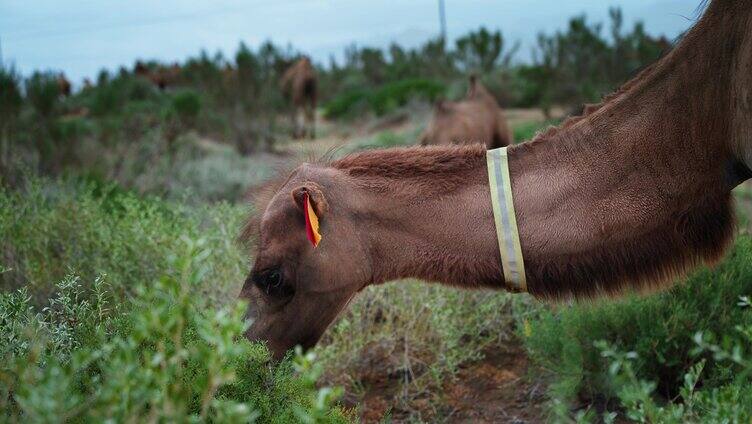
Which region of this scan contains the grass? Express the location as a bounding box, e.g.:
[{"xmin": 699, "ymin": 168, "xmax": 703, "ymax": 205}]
[
  {"xmin": 3, "ymin": 115, "xmax": 751, "ymax": 422},
  {"xmin": 317, "ymin": 281, "xmax": 529, "ymax": 420},
  {"xmin": 0, "ymin": 177, "xmax": 247, "ymax": 304},
  {"xmin": 512, "ymin": 118, "xmax": 560, "ymax": 143},
  {"xmin": 521, "ymin": 187, "xmax": 752, "ymax": 421},
  {"xmin": 0, "ymin": 177, "xmax": 351, "ymax": 422}
]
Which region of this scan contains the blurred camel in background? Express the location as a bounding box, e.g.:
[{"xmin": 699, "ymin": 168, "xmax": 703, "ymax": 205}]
[
  {"xmin": 420, "ymin": 75, "xmax": 513, "ymax": 149},
  {"xmin": 280, "ymin": 57, "xmax": 317, "ymax": 139},
  {"xmin": 57, "ymin": 74, "xmax": 71, "ymax": 97},
  {"xmin": 134, "ymin": 61, "xmax": 182, "ymax": 91}
]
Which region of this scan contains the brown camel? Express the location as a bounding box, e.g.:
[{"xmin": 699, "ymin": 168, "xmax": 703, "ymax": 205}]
[
  {"xmin": 280, "ymin": 56, "xmax": 317, "ymax": 139},
  {"xmin": 133, "ymin": 61, "xmax": 181, "ymax": 91},
  {"xmin": 57, "ymin": 74, "xmax": 71, "ymax": 97},
  {"xmin": 240, "ymin": 0, "xmax": 752, "ymax": 359},
  {"xmin": 419, "ymin": 75, "xmax": 513, "ymax": 149}
]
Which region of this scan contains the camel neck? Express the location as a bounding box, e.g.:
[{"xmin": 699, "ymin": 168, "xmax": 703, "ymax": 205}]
[
  {"xmin": 505, "ymin": 12, "xmax": 750, "ymax": 298},
  {"xmin": 343, "ymin": 1, "xmax": 752, "ymax": 297}
]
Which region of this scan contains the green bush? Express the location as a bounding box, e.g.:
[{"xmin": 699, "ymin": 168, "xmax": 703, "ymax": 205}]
[
  {"xmin": 0, "ymin": 67, "xmax": 23, "ymax": 125},
  {"xmin": 591, "ymin": 323, "xmax": 752, "ymax": 423},
  {"xmin": 0, "ymin": 239, "xmax": 349, "ymax": 422},
  {"xmin": 25, "ymin": 72, "xmax": 61, "ymax": 119},
  {"xmin": 0, "ymin": 66, "xmax": 23, "ymax": 182},
  {"xmin": 368, "ymin": 79, "xmax": 445, "ymax": 116},
  {"xmin": 322, "ymin": 90, "xmax": 369, "ymax": 120},
  {"xmin": 0, "ymin": 179, "xmax": 351, "ymax": 422},
  {"xmin": 318, "ymin": 280, "xmax": 523, "ymax": 419},
  {"xmin": 0, "ymin": 177, "xmax": 246, "ymax": 304},
  {"xmin": 88, "ymin": 76, "xmax": 161, "ymax": 117},
  {"xmin": 323, "ymin": 78, "xmax": 445, "ymax": 119},
  {"xmin": 172, "ymin": 89, "xmax": 202, "ymax": 122},
  {"xmin": 523, "ymin": 236, "xmax": 752, "ymax": 419}
]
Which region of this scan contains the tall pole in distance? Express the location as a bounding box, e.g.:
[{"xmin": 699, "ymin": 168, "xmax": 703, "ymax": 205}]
[{"xmin": 438, "ymin": 0, "xmax": 447, "ymax": 46}]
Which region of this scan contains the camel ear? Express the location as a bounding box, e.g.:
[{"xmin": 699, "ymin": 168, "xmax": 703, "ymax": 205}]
[
  {"xmin": 292, "ymin": 184, "xmax": 327, "ymax": 216},
  {"xmin": 292, "ymin": 184, "xmax": 328, "ymax": 247}
]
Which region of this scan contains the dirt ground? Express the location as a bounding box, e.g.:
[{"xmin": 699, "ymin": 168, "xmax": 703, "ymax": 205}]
[
  {"xmin": 351, "ymin": 343, "xmax": 547, "ymax": 423},
  {"xmin": 439, "ymin": 345, "xmax": 546, "ymax": 424}
]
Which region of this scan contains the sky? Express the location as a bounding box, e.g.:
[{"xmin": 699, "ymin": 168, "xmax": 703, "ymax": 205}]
[{"xmin": 1, "ymin": 1, "xmax": 703, "ymax": 84}]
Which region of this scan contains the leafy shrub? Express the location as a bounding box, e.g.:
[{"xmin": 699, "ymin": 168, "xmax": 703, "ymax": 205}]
[
  {"xmin": 454, "ymin": 27, "xmax": 518, "ymax": 73},
  {"xmin": 318, "ymin": 279, "xmax": 527, "ymax": 420},
  {"xmin": 322, "ymin": 90, "xmax": 370, "ymax": 120},
  {"xmin": 0, "ymin": 66, "xmax": 23, "ymax": 182},
  {"xmin": 0, "ymin": 66, "xmax": 23, "ymax": 125},
  {"xmin": 521, "ymin": 8, "xmax": 668, "ymax": 111},
  {"xmin": 25, "ymin": 72, "xmax": 61, "ymax": 119},
  {"xmin": 0, "ymin": 238, "xmax": 350, "ymax": 422},
  {"xmin": 523, "ymin": 236, "xmax": 752, "ymax": 418},
  {"xmin": 592, "ymin": 324, "xmax": 752, "ymax": 423},
  {"xmin": 0, "ymin": 177, "xmax": 246, "ymax": 304},
  {"xmin": 323, "ymin": 79, "xmax": 445, "ymax": 119},
  {"xmin": 368, "ymin": 79, "xmax": 445, "ymax": 116},
  {"xmin": 172, "ymin": 89, "xmax": 202, "ymax": 122},
  {"xmin": 88, "ymin": 76, "xmax": 161, "ymax": 117}
]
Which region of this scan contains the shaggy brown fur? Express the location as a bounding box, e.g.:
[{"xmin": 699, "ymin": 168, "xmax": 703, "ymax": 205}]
[
  {"xmin": 419, "ymin": 75, "xmax": 513, "ymax": 148},
  {"xmin": 240, "ymin": 0, "xmax": 752, "ymax": 359},
  {"xmin": 280, "ymin": 57, "xmax": 317, "ymax": 139}
]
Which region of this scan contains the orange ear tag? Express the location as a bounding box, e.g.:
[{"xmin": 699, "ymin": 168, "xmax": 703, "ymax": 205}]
[{"xmin": 304, "ymin": 192, "xmax": 322, "ymax": 247}]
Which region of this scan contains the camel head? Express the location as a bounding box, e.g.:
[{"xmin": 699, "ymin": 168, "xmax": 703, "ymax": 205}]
[{"xmin": 240, "ymin": 165, "xmax": 369, "ymax": 359}]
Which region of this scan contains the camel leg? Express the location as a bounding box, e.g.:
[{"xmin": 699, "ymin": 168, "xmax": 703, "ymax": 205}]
[
  {"xmin": 305, "ymin": 101, "xmax": 316, "ymax": 140},
  {"xmin": 292, "ymin": 107, "xmax": 304, "ymax": 139}
]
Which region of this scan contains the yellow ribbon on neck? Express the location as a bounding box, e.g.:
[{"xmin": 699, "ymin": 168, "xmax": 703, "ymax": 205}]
[{"xmin": 486, "ymin": 147, "xmax": 527, "ymax": 293}]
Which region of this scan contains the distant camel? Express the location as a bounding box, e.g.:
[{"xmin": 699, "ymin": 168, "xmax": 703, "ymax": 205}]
[
  {"xmin": 240, "ymin": 0, "xmax": 752, "ymax": 359},
  {"xmin": 280, "ymin": 57, "xmax": 317, "ymax": 139},
  {"xmin": 133, "ymin": 61, "xmax": 181, "ymax": 91},
  {"xmin": 57, "ymin": 74, "xmax": 71, "ymax": 97},
  {"xmin": 420, "ymin": 75, "xmax": 513, "ymax": 149}
]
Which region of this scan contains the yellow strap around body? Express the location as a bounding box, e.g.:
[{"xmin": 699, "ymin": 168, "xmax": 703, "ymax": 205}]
[{"xmin": 486, "ymin": 147, "xmax": 527, "ymax": 292}]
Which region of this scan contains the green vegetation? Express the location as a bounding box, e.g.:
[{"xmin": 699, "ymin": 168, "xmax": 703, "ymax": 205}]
[
  {"xmin": 3, "ymin": 4, "xmax": 751, "ymax": 421},
  {"xmin": 523, "ymin": 237, "xmax": 752, "ymax": 421},
  {"xmin": 322, "ymin": 8, "xmax": 668, "ymax": 115},
  {"xmin": 319, "ymin": 281, "xmax": 523, "ymax": 420},
  {"xmin": 1, "ymin": 7, "xmax": 668, "ymax": 190},
  {"xmin": 512, "ymin": 119, "xmax": 560, "ymax": 143},
  {"xmin": 0, "ymin": 178, "xmax": 246, "ymax": 303},
  {"xmin": 339, "ymin": 129, "xmax": 417, "ymax": 154},
  {"xmin": 0, "ymin": 179, "xmax": 349, "ymax": 422},
  {"xmin": 323, "ymin": 78, "xmax": 445, "ymax": 119}
]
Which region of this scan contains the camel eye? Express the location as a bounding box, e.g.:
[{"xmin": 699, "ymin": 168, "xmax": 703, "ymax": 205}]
[
  {"xmin": 266, "ymin": 270, "xmax": 282, "ymax": 289},
  {"xmin": 251, "ymin": 268, "xmax": 292, "ymax": 298}
]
